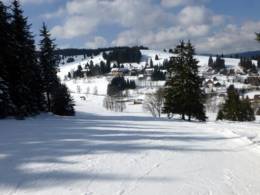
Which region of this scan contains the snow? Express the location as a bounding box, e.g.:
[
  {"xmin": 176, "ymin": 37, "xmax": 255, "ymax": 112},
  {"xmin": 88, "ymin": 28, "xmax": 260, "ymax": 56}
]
[
  {"xmin": 245, "ymin": 91, "xmax": 260, "ymax": 99},
  {"xmin": 1, "ymin": 49, "xmax": 260, "ymax": 194},
  {"xmin": 1, "ymin": 93, "xmax": 260, "ymax": 195}
]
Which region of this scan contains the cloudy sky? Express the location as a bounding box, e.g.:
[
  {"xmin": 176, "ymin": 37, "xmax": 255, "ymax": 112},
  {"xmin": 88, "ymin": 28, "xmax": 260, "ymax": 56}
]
[{"xmin": 3, "ymin": 0, "xmax": 260, "ymax": 53}]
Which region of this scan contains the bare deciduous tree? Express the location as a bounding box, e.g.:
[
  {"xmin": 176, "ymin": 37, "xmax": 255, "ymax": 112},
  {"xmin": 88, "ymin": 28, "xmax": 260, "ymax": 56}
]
[{"xmin": 143, "ymin": 88, "xmax": 164, "ymax": 118}]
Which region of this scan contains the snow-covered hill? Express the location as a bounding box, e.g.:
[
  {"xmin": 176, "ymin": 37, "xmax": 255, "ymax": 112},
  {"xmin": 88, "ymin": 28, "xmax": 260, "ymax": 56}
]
[
  {"xmin": 58, "ymin": 49, "xmax": 253, "ymax": 79},
  {"xmin": 58, "ymin": 49, "xmax": 260, "ymax": 100},
  {"xmin": 1, "ymin": 92, "xmax": 260, "ymax": 195},
  {"xmin": 1, "ymin": 50, "xmax": 260, "ymax": 195}
]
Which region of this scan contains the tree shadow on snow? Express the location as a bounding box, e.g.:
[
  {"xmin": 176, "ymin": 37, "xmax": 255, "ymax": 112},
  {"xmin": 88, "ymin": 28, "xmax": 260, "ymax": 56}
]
[{"xmin": 0, "ymin": 111, "xmax": 241, "ymax": 190}]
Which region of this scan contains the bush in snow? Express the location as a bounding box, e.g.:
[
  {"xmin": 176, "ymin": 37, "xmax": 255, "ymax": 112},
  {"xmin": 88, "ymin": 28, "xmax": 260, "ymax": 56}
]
[
  {"xmin": 51, "ymin": 84, "xmax": 75, "ymax": 116},
  {"xmin": 143, "ymin": 88, "xmax": 164, "ymax": 118},
  {"xmin": 103, "ymin": 96, "xmax": 126, "ymax": 112},
  {"xmin": 217, "ymin": 85, "xmax": 255, "ymax": 121}
]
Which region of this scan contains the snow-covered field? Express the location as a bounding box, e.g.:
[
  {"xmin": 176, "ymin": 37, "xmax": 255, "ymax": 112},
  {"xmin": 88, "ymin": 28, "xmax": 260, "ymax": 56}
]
[
  {"xmin": 1, "ymin": 93, "xmax": 260, "ymax": 195},
  {"xmin": 0, "ymin": 49, "xmax": 260, "ymax": 194}
]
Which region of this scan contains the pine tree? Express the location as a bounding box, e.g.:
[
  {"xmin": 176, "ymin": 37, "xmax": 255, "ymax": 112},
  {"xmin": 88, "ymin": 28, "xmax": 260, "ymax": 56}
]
[
  {"xmin": 164, "ymin": 41, "xmax": 206, "ymax": 121},
  {"xmin": 0, "ymin": 2, "xmax": 14, "ymax": 118},
  {"xmin": 39, "ymin": 23, "xmax": 59, "ymax": 112},
  {"xmin": 239, "ymin": 57, "xmax": 257, "ymax": 74},
  {"xmin": 256, "ymin": 33, "xmax": 260, "ymax": 42},
  {"xmin": 213, "ymin": 55, "xmax": 225, "ymax": 72},
  {"xmin": 10, "ymin": 0, "xmax": 44, "ymax": 117},
  {"xmin": 0, "ymin": 77, "xmax": 13, "ymax": 118},
  {"xmin": 208, "ymin": 55, "xmax": 214, "ymax": 68},
  {"xmin": 150, "ymin": 59, "xmax": 154, "ymax": 68},
  {"xmin": 217, "ymin": 85, "xmax": 255, "ymax": 121},
  {"xmin": 39, "ymin": 23, "xmax": 75, "ymax": 116},
  {"xmin": 51, "ymin": 84, "xmax": 75, "ymax": 116}
]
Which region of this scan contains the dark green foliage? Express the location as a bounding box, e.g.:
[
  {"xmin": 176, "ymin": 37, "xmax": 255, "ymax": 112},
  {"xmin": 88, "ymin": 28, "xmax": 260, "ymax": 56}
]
[
  {"xmin": 212, "ymin": 55, "xmax": 225, "ymax": 72},
  {"xmin": 0, "ymin": 1, "xmax": 74, "ymax": 118},
  {"xmin": 107, "ymin": 76, "xmax": 136, "ymax": 96},
  {"xmin": 151, "ymin": 66, "xmax": 166, "ymax": 81},
  {"xmin": 104, "ymin": 47, "xmax": 142, "ymax": 64},
  {"xmin": 163, "ymin": 41, "xmax": 206, "ymax": 121},
  {"xmin": 256, "ymin": 33, "xmax": 260, "ymax": 42},
  {"xmin": 155, "ymin": 54, "xmax": 159, "ymax": 60},
  {"xmin": 73, "ymin": 65, "xmax": 84, "ymax": 78},
  {"xmin": 67, "ymin": 72, "xmax": 72, "ymax": 79},
  {"xmin": 0, "ymin": 77, "xmax": 13, "ymax": 118},
  {"xmin": 55, "ymin": 46, "xmax": 148, "ymax": 57},
  {"xmin": 239, "ymin": 57, "xmax": 257, "ymax": 74},
  {"xmin": 9, "ymin": 0, "xmax": 45, "ymax": 117},
  {"xmin": 0, "ymin": 2, "xmax": 14, "ymax": 118},
  {"xmin": 66, "ymin": 57, "xmax": 75, "ymax": 63},
  {"xmin": 39, "ymin": 23, "xmax": 75, "ymax": 116},
  {"xmin": 150, "ymin": 59, "xmax": 154, "ymax": 68},
  {"xmin": 208, "ymin": 55, "xmax": 214, "ymax": 68},
  {"xmin": 217, "ymin": 85, "xmax": 255, "ymax": 121},
  {"xmin": 39, "ymin": 23, "xmax": 59, "ymax": 112},
  {"xmin": 51, "ymin": 84, "xmax": 75, "ymax": 116},
  {"xmin": 72, "ymin": 60, "xmax": 111, "ymax": 79}
]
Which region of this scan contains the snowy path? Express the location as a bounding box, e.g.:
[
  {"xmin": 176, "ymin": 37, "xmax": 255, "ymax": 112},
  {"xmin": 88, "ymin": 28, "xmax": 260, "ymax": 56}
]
[{"xmin": 0, "ymin": 96, "xmax": 260, "ymax": 194}]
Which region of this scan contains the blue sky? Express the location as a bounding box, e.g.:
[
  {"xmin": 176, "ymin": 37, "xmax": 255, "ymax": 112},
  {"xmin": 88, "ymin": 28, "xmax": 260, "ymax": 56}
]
[{"xmin": 3, "ymin": 0, "xmax": 260, "ymax": 53}]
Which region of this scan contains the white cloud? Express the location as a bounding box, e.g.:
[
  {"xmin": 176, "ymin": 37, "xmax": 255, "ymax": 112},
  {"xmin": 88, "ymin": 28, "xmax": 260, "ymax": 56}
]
[
  {"xmin": 51, "ymin": 16, "xmax": 98, "ymax": 39},
  {"xmin": 49, "ymin": 0, "xmax": 172, "ymax": 39},
  {"xmin": 161, "ymin": 0, "xmax": 210, "ymax": 8},
  {"xmin": 178, "ymin": 6, "xmax": 224, "ymax": 26},
  {"xmin": 85, "ymin": 36, "xmax": 108, "ymax": 49},
  {"xmin": 45, "ymin": 0, "xmax": 260, "ymax": 53},
  {"xmin": 112, "ymin": 20, "xmax": 260, "ymax": 54},
  {"xmin": 2, "ymin": 0, "xmax": 55, "ymax": 5},
  {"xmin": 196, "ymin": 21, "xmax": 260, "ymax": 53}
]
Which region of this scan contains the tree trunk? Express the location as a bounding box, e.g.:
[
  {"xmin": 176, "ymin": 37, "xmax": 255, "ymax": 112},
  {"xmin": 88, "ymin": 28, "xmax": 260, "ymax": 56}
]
[
  {"xmin": 47, "ymin": 91, "xmax": 51, "ymax": 112},
  {"xmin": 188, "ymin": 114, "xmax": 191, "ymax": 121}
]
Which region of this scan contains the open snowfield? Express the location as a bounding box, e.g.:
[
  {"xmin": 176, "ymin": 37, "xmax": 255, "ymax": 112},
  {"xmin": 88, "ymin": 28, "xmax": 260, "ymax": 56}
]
[
  {"xmin": 0, "ymin": 49, "xmax": 260, "ymax": 194},
  {"xmin": 1, "ymin": 93, "xmax": 260, "ymax": 195}
]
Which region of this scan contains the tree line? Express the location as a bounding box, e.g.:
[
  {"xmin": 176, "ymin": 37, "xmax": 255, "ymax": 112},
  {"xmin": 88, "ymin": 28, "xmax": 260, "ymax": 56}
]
[
  {"xmin": 0, "ymin": 1, "xmax": 74, "ymax": 119},
  {"xmin": 103, "ymin": 47, "xmax": 142, "ymax": 64},
  {"xmin": 56, "ymin": 46, "xmax": 147, "ymax": 58}
]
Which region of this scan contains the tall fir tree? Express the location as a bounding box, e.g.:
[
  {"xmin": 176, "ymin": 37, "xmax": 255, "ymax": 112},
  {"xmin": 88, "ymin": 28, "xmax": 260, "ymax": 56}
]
[
  {"xmin": 208, "ymin": 55, "xmax": 214, "ymax": 68},
  {"xmin": 10, "ymin": 0, "xmax": 44, "ymax": 117},
  {"xmin": 39, "ymin": 23, "xmax": 59, "ymax": 112},
  {"xmin": 0, "ymin": 2, "xmax": 14, "ymax": 118},
  {"xmin": 39, "ymin": 23, "xmax": 75, "ymax": 116},
  {"xmin": 164, "ymin": 41, "xmax": 206, "ymax": 121}
]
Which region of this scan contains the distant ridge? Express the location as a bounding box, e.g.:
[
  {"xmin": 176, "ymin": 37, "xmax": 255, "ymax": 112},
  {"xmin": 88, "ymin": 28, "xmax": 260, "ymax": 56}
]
[
  {"xmin": 54, "ymin": 46, "xmax": 148, "ymax": 57},
  {"xmin": 227, "ymin": 50, "xmax": 260, "ymax": 58}
]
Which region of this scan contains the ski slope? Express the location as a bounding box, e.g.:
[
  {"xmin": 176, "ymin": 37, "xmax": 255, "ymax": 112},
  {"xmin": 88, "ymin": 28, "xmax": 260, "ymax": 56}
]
[
  {"xmin": 1, "ymin": 49, "xmax": 260, "ymax": 194},
  {"xmin": 0, "ymin": 94, "xmax": 260, "ymax": 195}
]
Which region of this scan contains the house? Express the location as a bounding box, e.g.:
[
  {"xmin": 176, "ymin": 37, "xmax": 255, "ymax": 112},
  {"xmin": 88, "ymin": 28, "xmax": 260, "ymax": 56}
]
[
  {"xmin": 245, "ymin": 76, "xmax": 260, "ymax": 86},
  {"xmin": 111, "ymin": 68, "xmax": 129, "ymax": 76},
  {"xmin": 145, "ymin": 68, "xmax": 154, "ymax": 76}
]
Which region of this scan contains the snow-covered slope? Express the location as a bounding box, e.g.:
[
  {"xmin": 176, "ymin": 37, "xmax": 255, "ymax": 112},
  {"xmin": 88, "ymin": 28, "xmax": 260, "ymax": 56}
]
[
  {"xmin": 0, "ymin": 93, "xmax": 260, "ymax": 195},
  {"xmin": 58, "ymin": 53, "xmax": 107, "ymax": 79},
  {"xmin": 1, "ymin": 49, "xmax": 260, "ymax": 195},
  {"xmin": 58, "ymin": 49, "xmax": 251, "ymax": 80}
]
